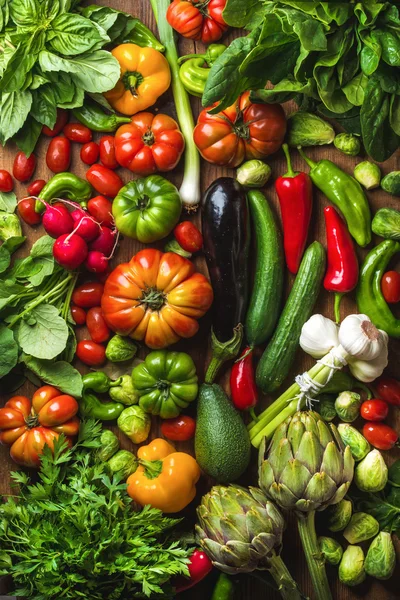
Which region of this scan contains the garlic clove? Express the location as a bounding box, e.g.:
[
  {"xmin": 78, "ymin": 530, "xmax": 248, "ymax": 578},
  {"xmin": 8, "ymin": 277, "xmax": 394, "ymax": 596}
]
[
  {"xmin": 348, "ymin": 345, "xmax": 388, "ymax": 383},
  {"xmin": 338, "ymin": 314, "xmax": 388, "ymax": 362},
  {"xmin": 300, "ymin": 314, "xmax": 339, "ymax": 358}
]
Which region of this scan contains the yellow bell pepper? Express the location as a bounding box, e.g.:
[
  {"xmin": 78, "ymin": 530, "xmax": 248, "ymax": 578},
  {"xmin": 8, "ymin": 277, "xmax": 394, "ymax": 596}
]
[
  {"xmin": 126, "ymin": 438, "xmax": 200, "ymax": 513},
  {"xmin": 104, "ymin": 44, "xmax": 171, "ymax": 116}
]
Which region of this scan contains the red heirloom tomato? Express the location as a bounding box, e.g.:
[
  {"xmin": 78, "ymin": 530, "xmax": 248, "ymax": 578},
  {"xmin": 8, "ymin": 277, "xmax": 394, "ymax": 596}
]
[
  {"xmin": 99, "ymin": 135, "xmax": 118, "ymax": 170},
  {"xmin": 72, "ymin": 281, "xmax": 104, "ymax": 308},
  {"xmin": 86, "ymin": 164, "xmax": 124, "ymax": 197},
  {"xmin": 363, "ymin": 422, "xmax": 398, "ymax": 451},
  {"xmin": 360, "ymin": 399, "xmax": 389, "ymax": 422},
  {"xmin": 63, "ymin": 123, "xmax": 92, "ymax": 144},
  {"xmin": 167, "ymin": 0, "xmax": 228, "ymax": 43},
  {"xmin": 381, "ymin": 270, "xmax": 400, "ymax": 304},
  {"xmin": 27, "ymin": 179, "xmax": 46, "ymax": 196},
  {"xmin": 46, "ymin": 136, "xmax": 71, "ymax": 173},
  {"xmin": 114, "ymin": 112, "xmax": 185, "ymax": 175},
  {"xmin": 174, "ymin": 221, "xmax": 203, "ymax": 252},
  {"xmin": 13, "ymin": 151, "xmax": 36, "ymax": 182},
  {"xmin": 161, "ymin": 415, "xmax": 196, "ymax": 441},
  {"xmin": 194, "ymin": 92, "xmax": 286, "ymax": 167},
  {"xmin": 0, "ymin": 386, "xmax": 79, "ymax": 468},
  {"xmin": 0, "ymin": 169, "xmax": 13, "ymax": 192},
  {"xmin": 86, "ymin": 306, "xmax": 111, "ymax": 343},
  {"xmin": 76, "ymin": 340, "xmax": 106, "ymax": 366},
  {"xmin": 81, "ymin": 141, "xmax": 100, "ymax": 165},
  {"xmin": 42, "ymin": 109, "xmax": 69, "ymax": 136},
  {"xmin": 18, "ymin": 197, "xmax": 42, "ymax": 225}
]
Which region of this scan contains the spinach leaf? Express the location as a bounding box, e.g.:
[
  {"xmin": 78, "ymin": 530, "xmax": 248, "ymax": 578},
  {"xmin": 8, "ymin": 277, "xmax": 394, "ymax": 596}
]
[
  {"xmin": 22, "ymin": 355, "xmax": 83, "ymax": 397},
  {"xmin": 0, "ymin": 90, "xmax": 32, "ymax": 143},
  {"xmin": 252, "ymin": 77, "xmax": 314, "ymax": 104},
  {"xmin": 390, "ymin": 95, "xmax": 400, "ymax": 136},
  {"xmin": 0, "ymin": 191, "xmax": 16, "ymax": 213},
  {"xmin": 342, "ymin": 72, "xmax": 368, "ymax": 106},
  {"xmin": 0, "ymin": 324, "xmax": 18, "ymax": 378},
  {"xmin": 18, "ymin": 303, "xmax": 69, "ymax": 360},
  {"xmin": 47, "ymin": 13, "xmax": 109, "ymax": 56},
  {"xmin": 361, "ymin": 76, "xmax": 399, "ymax": 161},
  {"xmin": 222, "ymin": 0, "xmax": 265, "ymax": 28}
]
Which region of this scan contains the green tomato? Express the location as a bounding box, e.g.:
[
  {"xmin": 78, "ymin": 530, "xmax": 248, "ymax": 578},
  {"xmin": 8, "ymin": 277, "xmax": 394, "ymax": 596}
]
[
  {"xmin": 112, "ymin": 175, "xmax": 182, "ymax": 243},
  {"xmin": 132, "ymin": 350, "xmax": 198, "ymax": 419}
]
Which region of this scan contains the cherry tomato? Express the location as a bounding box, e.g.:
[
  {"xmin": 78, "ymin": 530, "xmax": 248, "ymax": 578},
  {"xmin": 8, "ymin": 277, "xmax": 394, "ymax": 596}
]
[
  {"xmin": 76, "ymin": 340, "xmax": 106, "ymax": 367},
  {"xmin": 13, "ymin": 152, "xmax": 36, "ymax": 182},
  {"xmin": 363, "ymin": 422, "xmax": 398, "ymax": 450},
  {"xmin": 174, "ymin": 549, "xmax": 213, "ymax": 593},
  {"xmin": 381, "ymin": 270, "xmax": 400, "ymax": 304},
  {"xmin": 27, "ymin": 179, "xmax": 46, "ymax": 196},
  {"xmin": 0, "ymin": 169, "xmax": 13, "ymax": 192},
  {"xmin": 80, "ymin": 141, "xmax": 99, "ymax": 165},
  {"xmin": 161, "ymin": 415, "xmax": 196, "ymax": 441},
  {"xmin": 174, "ymin": 221, "xmax": 203, "ymax": 252},
  {"xmin": 167, "ymin": 0, "xmax": 228, "ymax": 44},
  {"xmin": 72, "ymin": 281, "xmax": 104, "ymax": 308},
  {"xmin": 46, "ymin": 136, "xmax": 71, "ymax": 173},
  {"xmin": 375, "ymin": 377, "xmax": 400, "ymax": 406},
  {"xmin": 99, "ymin": 135, "xmax": 118, "ymax": 170},
  {"xmin": 86, "ymin": 164, "xmax": 124, "ymax": 198},
  {"xmin": 63, "ymin": 123, "xmax": 92, "ymax": 144},
  {"xmin": 42, "ymin": 109, "xmax": 69, "ymax": 137},
  {"xmin": 87, "ymin": 196, "xmax": 114, "ymax": 227},
  {"xmin": 71, "ymin": 305, "xmax": 86, "ymax": 326},
  {"xmin": 86, "ymin": 306, "xmax": 111, "ymax": 343},
  {"xmin": 18, "ymin": 197, "xmax": 42, "ymax": 225},
  {"xmin": 360, "ymin": 399, "xmax": 389, "ymax": 422}
]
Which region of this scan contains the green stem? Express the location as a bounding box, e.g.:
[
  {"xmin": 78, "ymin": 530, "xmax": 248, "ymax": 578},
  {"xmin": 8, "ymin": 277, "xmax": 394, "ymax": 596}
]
[
  {"xmin": 334, "ymin": 293, "xmax": 343, "ymax": 324},
  {"xmin": 62, "ymin": 272, "xmax": 78, "ymax": 321},
  {"xmin": 297, "ymin": 146, "xmax": 317, "ymax": 169},
  {"xmin": 205, "ymin": 324, "xmax": 243, "ymax": 384},
  {"xmin": 297, "ymin": 512, "xmax": 332, "ymax": 600},
  {"xmin": 178, "ymin": 52, "xmax": 206, "ymax": 64},
  {"xmin": 282, "ymin": 144, "xmax": 295, "ymax": 177},
  {"xmin": 267, "ymin": 554, "xmax": 305, "ymax": 600}
]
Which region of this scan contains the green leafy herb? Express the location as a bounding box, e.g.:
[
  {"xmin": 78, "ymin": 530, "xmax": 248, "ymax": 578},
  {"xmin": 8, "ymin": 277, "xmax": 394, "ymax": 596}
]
[{"xmin": 22, "ymin": 355, "xmax": 83, "ymax": 397}]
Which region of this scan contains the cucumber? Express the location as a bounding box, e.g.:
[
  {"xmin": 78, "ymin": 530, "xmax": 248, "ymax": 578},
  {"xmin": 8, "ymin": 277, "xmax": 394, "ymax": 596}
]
[
  {"xmin": 256, "ymin": 241, "xmax": 326, "ymax": 393},
  {"xmin": 245, "ymin": 190, "xmax": 284, "ymax": 347}
]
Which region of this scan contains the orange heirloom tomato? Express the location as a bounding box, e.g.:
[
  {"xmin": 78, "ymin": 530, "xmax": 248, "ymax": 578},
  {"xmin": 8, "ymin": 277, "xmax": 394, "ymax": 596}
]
[
  {"xmin": 115, "ymin": 112, "xmax": 185, "ymax": 175},
  {"xmin": 101, "ymin": 248, "xmax": 213, "ymax": 349},
  {"xmin": 0, "ymin": 386, "xmax": 79, "ymax": 468},
  {"xmin": 104, "ymin": 44, "xmax": 171, "ymax": 116},
  {"xmin": 167, "ymin": 0, "xmax": 228, "ymax": 44},
  {"xmin": 194, "ymin": 91, "xmax": 287, "ymax": 168}
]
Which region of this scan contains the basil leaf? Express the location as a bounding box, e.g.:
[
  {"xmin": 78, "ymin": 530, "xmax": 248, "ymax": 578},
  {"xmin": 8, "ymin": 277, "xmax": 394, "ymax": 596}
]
[
  {"xmin": 0, "ymin": 44, "xmax": 37, "ymax": 93},
  {"xmin": 18, "ymin": 303, "xmax": 69, "ymax": 360},
  {"xmin": 23, "ymin": 355, "xmax": 83, "ymax": 397},
  {"xmin": 47, "ymin": 13, "xmax": 109, "ymax": 56},
  {"xmin": 0, "ymin": 324, "xmax": 18, "ymax": 378},
  {"xmin": 31, "ymin": 85, "xmax": 57, "ymax": 128},
  {"xmin": 0, "ymin": 91, "xmax": 32, "ymax": 143},
  {"xmin": 12, "ymin": 114, "xmax": 42, "ymax": 156},
  {"xmin": 9, "ymin": 0, "xmax": 39, "ymax": 28},
  {"xmin": 58, "ymin": 84, "xmax": 84, "ymax": 109},
  {"xmin": 0, "ymin": 191, "xmax": 17, "ymax": 213}
]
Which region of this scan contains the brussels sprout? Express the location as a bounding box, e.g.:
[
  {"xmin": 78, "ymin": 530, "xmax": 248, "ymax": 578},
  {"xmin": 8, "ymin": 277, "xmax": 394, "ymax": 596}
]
[
  {"xmin": 318, "ymin": 536, "xmax": 343, "ymax": 565},
  {"xmin": 364, "ymin": 532, "xmax": 396, "ymax": 580},
  {"xmin": 335, "ymin": 391, "xmax": 361, "ymax": 422},
  {"xmin": 109, "ymin": 374, "xmax": 139, "ymax": 406},
  {"xmin": 353, "ymin": 161, "xmax": 381, "ymax": 190},
  {"xmin": 287, "ymin": 112, "xmax": 335, "ymax": 147},
  {"xmin": 108, "ymin": 450, "xmax": 138, "ymax": 479},
  {"xmin": 317, "ymin": 394, "xmax": 336, "ymax": 422},
  {"xmin": 96, "ymin": 430, "xmax": 120, "ymax": 462},
  {"xmin": 339, "ymin": 545, "xmax": 366, "ymax": 587},
  {"xmin": 372, "ymin": 207, "xmax": 400, "ymax": 241},
  {"xmin": 334, "ymin": 133, "xmax": 361, "ymax": 156},
  {"xmin": 236, "ymin": 160, "xmax": 271, "ymax": 188},
  {"xmin": 105, "ymin": 335, "xmax": 138, "ymax": 363},
  {"xmin": 117, "ymin": 405, "xmax": 151, "ymax": 444},
  {"xmin": 327, "ymin": 498, "xmax": 352, "ymax": 532},
  {"xmin": 337, "ymin": 424, "xmax": 370, "ymax": 461},
  {"xmin": 0, "ymin": 213, "xmax": 23, "ymax": 242},
  {"xmin": 355, "ymin": 449, "xmax": 388, "ymax": 492},
  {"xmin": 343, "ymin": 512, "xmax": 379, "ymax": 544},
  {"xmin": 382, "ymin": 171, "xmax": 400, "ymax": 196}
]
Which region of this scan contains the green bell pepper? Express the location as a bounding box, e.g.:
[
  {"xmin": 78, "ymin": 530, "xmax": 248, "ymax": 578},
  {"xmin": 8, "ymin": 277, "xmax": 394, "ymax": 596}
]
[
  {"xmin": 132, "ymin": 350, "xmax": 198, "ymax": 419},
  {"xmin": 112, "ymin": 175, "xmax": 182, "ymax": 243},
  {"xmin": 178, "ymin": 44, "xmax": 226, "ymax": 97},
  {"xmin": 35, "ymin": 172, "xmax": 92, "ymax": 213}
]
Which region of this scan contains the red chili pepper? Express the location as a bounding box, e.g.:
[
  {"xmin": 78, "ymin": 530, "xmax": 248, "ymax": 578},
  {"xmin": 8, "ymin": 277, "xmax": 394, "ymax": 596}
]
[
  {"xmin": 174, "ymin": 549, "xmax": 213, "ymax": 593},
  {"xmin": 323, "ymin": 206, "xmax": 359, "ymax": 324},
  {"xmin": 229, "ymin": 347, "xmax": 258, "ymax": 420},
  {"xmin": 275, "ymin": 144, "xmax": 313, "ymax": 274}
]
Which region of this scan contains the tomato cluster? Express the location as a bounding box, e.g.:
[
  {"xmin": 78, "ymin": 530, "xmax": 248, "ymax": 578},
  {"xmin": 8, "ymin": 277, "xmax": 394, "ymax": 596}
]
[
  {"xmin": 359, "ymin": 376, "xmax": 400, "ymax": 450},
  {"xmin": 71, "ymin": 281, "xmax": 109, "ymax": 367}
]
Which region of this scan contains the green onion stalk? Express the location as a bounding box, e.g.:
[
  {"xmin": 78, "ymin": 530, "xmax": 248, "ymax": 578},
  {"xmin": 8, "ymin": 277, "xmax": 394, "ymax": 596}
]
[{"xmin": 149, "ymin": 0, "xmax": 201, "ymax": 210}]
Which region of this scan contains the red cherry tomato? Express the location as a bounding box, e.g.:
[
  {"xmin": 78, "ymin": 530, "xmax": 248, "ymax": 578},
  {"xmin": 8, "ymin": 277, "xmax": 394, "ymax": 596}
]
[
  {"xmin": 63, "ymin": 123, "xmax": 92, "ymax": 144},
  {"xmin": 360, "ymin": 399, "xmax": 389, "ymax": 422},
  {"xmin": 99, "ymin": 135, "xmax": 118, "ymax": 170},
  {"xmin": 80, "ymin": 142, "xmax": 99, "ymax": 165},
  {"xmin": 18, "ymin": 197, "xmax": 42, "ymax": 226},
  {"xmin": 174, "ymin": 549, "xmax": 213, "ymax": 593},
  {"xmin": 72, "ymin": 281, "xmax": 104, "ymax": 308},
  {"xmin": 381, "ymin": 270, "xmax": 400, "ymax": 304},
  {"xmin": 46, "ymin": 136, "xmax": 71, "ymax": 173},
  {"xmin": 375, "ymin": 377, "xmax": 400, "ymax": 406},
  {"xmin": 0, "ymin": 169, "xmax": 13, "ymax": 192},
  {"xmin": 27, "ymin": 179, "xmax": 46, "ymax": 196},
  {"xmin": 161, "ymin": 415, "xmax": 196, "ymax": 441},
  {"xmin": 363, "ymin": 422, "xmax": 398, "ymax": 450},
  {"xmin": 86, "ymin": 164, "xmax": 124, "ymax": 198},
  {"xmin": 174, "ymin": 221, "xmax": 203, "ymax": 252},
  {"xmin": 71, "ymin": 305, "xmax": 86, "ymax": 326},
  {"xmin": 76, "ymin": 340, "xmax": 106, "ymax": 367},
  {"xmin": 87, "ymin": 196, "xmax": 114, "ymax": 227},
  {"xmin": 13, "ymin": 152, "xmax": 36, "ymax": 182},
  {"xmin": 42, "ymin": 109, "xmax": 69, "ymax": 137},
  {"xmin": 86, "ymin": 306, "xmax": 111, "ymax": 343}
]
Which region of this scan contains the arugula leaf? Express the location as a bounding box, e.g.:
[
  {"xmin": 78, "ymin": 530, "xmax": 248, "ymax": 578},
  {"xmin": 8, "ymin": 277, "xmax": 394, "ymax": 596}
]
[
  {"xmin": 22, "ymin": 355, "xmax": 83, "ymax": 397},
  {"xmin": 47, "ymin": 13, "xmax": 109, "ymax": 56},
  {"xmin": 18, "ymin": 303, "xmax": 69, "ymax": 360},
  {"xmin": 0, "ymin": 90, "xmax": 32, "ymax": 143},
  {"xmin": 0, "ymin": 191, "xmax": 16, "ymax": 213},
  {"xmin": 0, "ymin": 324, "xmax": 18, "ymax": 378}
]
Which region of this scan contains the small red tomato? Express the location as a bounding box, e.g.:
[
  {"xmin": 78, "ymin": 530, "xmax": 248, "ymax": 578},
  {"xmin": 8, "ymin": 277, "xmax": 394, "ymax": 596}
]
[
  {"xmin": 13, "ymin": 152, "xmax": 36, "ymax": 182},
  {"xmin": 42, "ymin": 109, "xmax": 69, "ymax": 137},
  {"xmin": 76, "ymin": 340, "xmax": 106, "ymax": 366},
  {"xmin": 80, "ymin": 142, "xmax": 99, "ymax": 165},
  {"xmin": 363, "ymin": 422, "xmax": 398, "ymax": 450},
  {"xmin": 87, "ymin": 196, "xmax": 114, "ymax": 227},
  {"xmin": 174, "ymin": 221, "xmax": 203, "ymax": 252},
  {"xmin": 0, "ymin": 169, "xmax": 13, "ymax": 192},
  {"xmin": 161, "ymin": 415, "xmax": 196, "ymax": 441},
  {"xmin": 381, "ymin": 270, "xmax": 400, "ymax": 304},
  {"xmin": 27, "ymin": 179, "xmax": 46, "ymax": 196},
  {"xmin": 375, "ymin": 377, "xmax": 400, "ymax": 407},
  {"xmin": 99, "ymin": 135, "xmax": 118, "ymax": 170},
  {"xmin": 46, "ymin": 136, "xmax": 71, "ymax": 173},
  {"xmin": 86, "ymin": 164, "xmax": 124, "ymax": 198},
  {"xmin": 360, "ymin": 399, "xmax": 389, "ymax": 422},
  {"xmin": 18, "ymin": 197, "xmax": 42, "ymax": 225},
  {"xmin": 63, "ymin": 123, "xmax": 92, "ymax": 144},
  {"xmin": 72, "ymin": 281, "xmax": 104, "ymax": 308},
  {"xmin": 86, "ymin": 307, "xmax": 111, "ymax": 343},
  {"xmin": 71, "ymin": 305, "xmax": 86, "ymax": 326},
  {"xmin": 174, "ymin": 549, "xmax": 213, "ymax": 593}
]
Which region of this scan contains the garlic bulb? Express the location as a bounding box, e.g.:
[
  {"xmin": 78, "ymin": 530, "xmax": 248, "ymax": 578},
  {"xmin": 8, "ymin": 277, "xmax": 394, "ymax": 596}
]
[
  {"xmin": 338, "ymin": 314, "xmax": 389, "ymax": 361},
  {"xmin": 300, "ymin": 314, "xmax": 339, "ymax": 358},
  {"xmin": 348, "ymin": 346, "xmax": 388, "ymax": 382}
]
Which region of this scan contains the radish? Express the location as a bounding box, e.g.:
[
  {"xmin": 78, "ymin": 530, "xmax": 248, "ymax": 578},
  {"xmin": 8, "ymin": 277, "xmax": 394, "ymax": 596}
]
[
  {"xmin": 71, "ymin": 208, "xmax": 100, "ymax": 242},
  {"xmin": 90, "ymin": 226, "xmax": 116, "ymax": 255},
  {"xmin": 53, "ymin": 233, "xmax": 88, "ymax": 270},
  {"xmin": 42, "ymin": 204, "xmax": 74, "ymax": 238},
  {"xmin": 85, "ymin": 250, "xmax": 109, "ymax": 273}
]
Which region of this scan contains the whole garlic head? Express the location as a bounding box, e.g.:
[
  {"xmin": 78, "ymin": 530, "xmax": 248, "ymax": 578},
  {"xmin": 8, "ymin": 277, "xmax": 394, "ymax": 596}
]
[
  {"xmin": 348, "ymin": 345, "xmax": 388, "ymax": 382},
  {"xmin": 300, "ymin": 314, "xmax": 339, "ymax": 358},
  {"xmin": 338, "ymin": 314, "xmax": 388, "ymax": 361}
]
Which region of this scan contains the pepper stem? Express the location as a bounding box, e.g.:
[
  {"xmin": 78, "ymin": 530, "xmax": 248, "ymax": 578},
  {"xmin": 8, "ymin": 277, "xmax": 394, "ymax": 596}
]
[
  {"xmin": 297, "ymin": 147, "xmax": 317, "ymax": 169},
  {"xmin": 297, "ymin": 511, "xmax": 332, "ymax": 600},
  {"xmin": 334, "ymin": 292, "xmax": 343, "ymax": 324},
  {"xmin": 140, "ymin": 459, "xmax": 163, "ymax": 480},
  {"xmin": 205, "ymin": 324, "xmax": 243, "ymax": 384},
  {"xmin": 282, "ymin": 144, "xmax": 295, "ymax": 178},
  {"xmin": 267, "ymin": 553, "xmax": 305, "ymax": 600},
  {"xmin": 249, "ymin": 407, "xmax": 258, "ymax": 422},
  {"xmin": 177, "ymin": 52, "xmax": 206, "ymax": 64}
]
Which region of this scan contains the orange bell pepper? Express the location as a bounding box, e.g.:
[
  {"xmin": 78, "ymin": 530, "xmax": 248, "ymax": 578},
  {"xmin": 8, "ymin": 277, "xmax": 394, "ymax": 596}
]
[
  {"xmin": 126, "ymin": 438, "xmax": 200, "ymax": 513},
  {"xmin": 104, "ymin": 44, "xmax": 171, "ymax": 116}
]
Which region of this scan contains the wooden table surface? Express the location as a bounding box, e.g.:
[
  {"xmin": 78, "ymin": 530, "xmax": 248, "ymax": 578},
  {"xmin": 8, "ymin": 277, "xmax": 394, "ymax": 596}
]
[{"xmin": 0, "ymin": 1, "xmax": 399, "ymax": 599}]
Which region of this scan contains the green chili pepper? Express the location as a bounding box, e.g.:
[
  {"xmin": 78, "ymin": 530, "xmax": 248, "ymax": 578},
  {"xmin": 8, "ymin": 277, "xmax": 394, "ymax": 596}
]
[
  {"xmin": 357, "ymin": 239, "xmax": 400, "ymax": 337},
  {"xmin": 119, "ymin": 20, "xmax": 165, "ymax": 53},
  {"xmin": 73, "ymin": 98, "xmax": 131, "ymax": 132},
  {"xmin": 178, "ymin": 44, "xmax": 226, "ymax": 97},
  {"xmin": 35, "ymin": 172, "xmax": 92, "ymax": 213},
  {"xmin": 298, "ymin": 147, "xmax": 371, "ymax": 247},
  {"xmin": 82, "ymin": 372, "xmax": 123, "ymax": 394},
  {"xmin": 79, "ymin": 391, "xmax": 124, "ymax": 421},
  {"xmin": 211, "ymin": 574, "xmax": 234, "ymax": 600}
]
